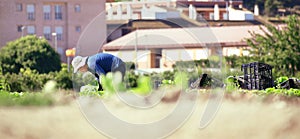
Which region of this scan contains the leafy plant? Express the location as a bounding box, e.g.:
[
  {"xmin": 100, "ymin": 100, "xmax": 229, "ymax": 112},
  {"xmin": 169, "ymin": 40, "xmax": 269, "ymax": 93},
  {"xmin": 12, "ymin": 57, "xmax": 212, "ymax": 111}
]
[
  {"xmin": 101, "ymin": 72, "xmax": 126, "ymax": 94},
  {"xmin": 275, "ymin": 76, "xmax": 289, "ymax": 84},
  {"xmin": 0, "ymin": 78, "xmax": 10, "ymax": 91},
  {"xmin": 130, "ymin": 76, "xmax": 152, "ymax": 95},
  {"xmin": 174, "ymin": 72, "xmax": 188, "ymax": 90},
  {"xmin": 162, "ymin": 71, "xmax": 175, "ymax": 81},
  {"xmin": 79, "ymin": 84, "xmax": 104, "ymax": 97},
  {"xmin": 54, "ymin": 64, "xmax": 73, "ymax": 89},
  {"xmin": 124, "ymin": 70, "xmax": 139, "ymax": 88},
  {"xmin": 79, "ymin": 90, "xmax": 104, "ymax": 97},
  {"xmin": 286, "ymin": 88, "xmax": 300, "ymax": 96},
  {"xmin": 0, "ymin": 64, "xmax": 73, "ymax": 92},
  {"xmin": 225, "ymin": 76, "xmax": 239, "ymax": 92},
  {"xmin": 0, "ymin": 90, "xmax": 55, "ymax": 106},
  {"xmin": 0, "ymin": 35, "xmax": 61, "ymax": 74},
  {"xmin": 162, "ymin": 79, "xmax": 174, "ymax": 85},
  {"xmin": 0, "ymin": 66, "xmax": 10, "ymax": 91}
]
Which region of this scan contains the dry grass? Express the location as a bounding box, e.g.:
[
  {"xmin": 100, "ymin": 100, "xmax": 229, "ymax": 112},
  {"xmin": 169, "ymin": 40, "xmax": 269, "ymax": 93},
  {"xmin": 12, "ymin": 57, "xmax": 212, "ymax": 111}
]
[{"xmin": 1, "ymin": 90, "xmax": 300, "ymax": 139}]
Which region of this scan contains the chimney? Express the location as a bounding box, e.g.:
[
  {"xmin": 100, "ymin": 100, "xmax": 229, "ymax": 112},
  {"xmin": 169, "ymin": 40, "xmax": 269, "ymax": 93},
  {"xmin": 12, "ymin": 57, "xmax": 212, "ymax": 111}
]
[
  {"xmin": 117, "ymin": 4, "xmax": 122, "ymax": 19},
  {"xmin": 127, "ymin": 4, "xmax": 132, "ymax": 19},
  {"xmin": 214, "ymin": 4, "xmax": 220, "ymax": 21},
  {"xmin": 254, "ymin": 4, "xmax": 259, "ymax": 16},
  {"xmin": 189, "ymin": 4, "xmax": 196, "ymax": 20}
]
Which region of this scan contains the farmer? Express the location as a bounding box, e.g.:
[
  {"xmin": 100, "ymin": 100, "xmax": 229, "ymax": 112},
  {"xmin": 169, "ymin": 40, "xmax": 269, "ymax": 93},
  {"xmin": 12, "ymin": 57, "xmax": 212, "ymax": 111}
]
[{"xmin": 72, "ymin": 53, "xmax": 126, "ymax": 91}]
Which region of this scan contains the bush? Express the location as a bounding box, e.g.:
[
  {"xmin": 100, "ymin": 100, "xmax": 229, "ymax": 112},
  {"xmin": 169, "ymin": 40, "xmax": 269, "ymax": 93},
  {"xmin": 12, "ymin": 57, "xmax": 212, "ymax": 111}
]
[
  {"xmin": 0, "ymin": 64, "xmax": 73, "ymax": 92},
  {"xmin": 54, "ymin": 64, "xmax": 73, "ymax": 89},
  {"xmin": 124, "ymin": 70, "xmax": 139, "ymax": 88},
  {"xmin": 0, "ymin": 35, "xmax": 61, "ymax": 74},
  {"xmin": 162, "ymin": 71, "xmax": 174, "ymax": 81},
  {"xmin": 3, "ymin": 68, "xmax": 49, "ymax": 92}
]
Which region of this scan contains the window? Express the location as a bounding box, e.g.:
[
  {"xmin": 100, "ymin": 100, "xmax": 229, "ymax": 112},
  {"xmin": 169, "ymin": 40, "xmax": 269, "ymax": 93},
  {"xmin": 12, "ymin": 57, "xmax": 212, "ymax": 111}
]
[
  {"xmin": 55, "ymin": 27, "xmax": 63, "ymax": 40},
  {"xmin": 27, "ymin": 4, "xmax": 35, "ymax": 20},
  {"xmin": 17, "ymin": 25, "xmax": 23, "ymax": 32},
  {"xmin": 16, "ymin": 3, "xmax": 22, "ymax": 12},
  {"xmin": 223, "ymin": 13, "xmax": 228, "ymax": 20},
  {"xmin": 27, "ymin": 26, "xmax": 35, "ymax": 35},
  {"xmin": 18, "ymin": 25, "xmax": 26, "ymax": 37},
  {"xmin": 75, "ymin": 4, "xmax": 81, "ymax": 12},
  {"xmin": 75, "ymin": 26, "xmax": 81, "ymax": 32},
  {"xmin": 43, "ymin": 5, "xmax": 51, "ymax": 20},
  {"xmin": 54, "ymin": 5, "xmax": 62, "ymax": 20},
  {"xmin": 209, "ymin": 12, "xmax": 214, "ymax": 20},
  {"xmin": 43, "ymin": 26, "xmax": 51, "ymax": 40}
]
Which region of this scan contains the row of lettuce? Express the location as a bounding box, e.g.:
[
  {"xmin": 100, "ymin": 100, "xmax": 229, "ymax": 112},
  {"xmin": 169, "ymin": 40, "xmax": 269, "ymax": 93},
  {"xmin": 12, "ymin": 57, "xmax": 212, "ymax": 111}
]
[
  {"xmin": 1, "ymin": 58, "xmax": 300, "ymax": 94},
  {"xmin": 0, "ymin": 62, "xmax": 300, "ymax": 106},
  {"xmin": 0, "ymin": 63, "xmax": 71, "ymax": 106}
]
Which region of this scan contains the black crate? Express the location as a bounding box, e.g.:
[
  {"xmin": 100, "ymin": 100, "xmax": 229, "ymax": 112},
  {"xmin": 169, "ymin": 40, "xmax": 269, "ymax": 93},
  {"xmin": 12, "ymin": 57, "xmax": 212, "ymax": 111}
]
[{"xmin": 241, "ymin": 62, "xmax": 273, "ymax": 90}]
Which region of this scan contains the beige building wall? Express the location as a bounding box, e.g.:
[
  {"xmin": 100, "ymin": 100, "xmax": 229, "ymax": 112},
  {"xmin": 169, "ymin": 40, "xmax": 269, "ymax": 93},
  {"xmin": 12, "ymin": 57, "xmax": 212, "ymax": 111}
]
[
  {"xmin": 104, "ymin": 50, "xmax": 151, "ymax": 69},
  {"xmin": 0, "ymin": 0, "xmax": 106, "ymax": 61},
  {"xmin": 105, "ymin": 47, "xmax": 245, "ymax": 69}
]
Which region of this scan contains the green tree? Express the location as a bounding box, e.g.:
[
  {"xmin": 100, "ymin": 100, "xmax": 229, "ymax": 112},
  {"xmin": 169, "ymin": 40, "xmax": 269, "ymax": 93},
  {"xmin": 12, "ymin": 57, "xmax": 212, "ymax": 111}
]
[
  {"xmin": 0, "ymin": 35, "xmax": 61, "ymax": 74},
  {"xmin": 243, "ymin": 0, "xmax": 265, "ymax": 14},
  {"xmin": 247, "ymin": 15, "xmax": 300, "ymax": 77},
  {"xmin": 243, "ymin": 0, "xmax": 298, "ymax": 16},
  {"xmin": 264, "ymin": 0, "xmax": 278, "ymax": 16},
  {"xmin": 278, "ymin": 0, "xmax": 299, "ymax": 8}
]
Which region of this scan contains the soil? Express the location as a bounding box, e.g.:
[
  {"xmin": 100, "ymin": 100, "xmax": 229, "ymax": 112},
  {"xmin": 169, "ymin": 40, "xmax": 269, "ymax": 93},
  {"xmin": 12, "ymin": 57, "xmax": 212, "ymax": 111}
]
[{"xmin": 1, "ymin": 91, "xmax": 300, "ymax": 139}]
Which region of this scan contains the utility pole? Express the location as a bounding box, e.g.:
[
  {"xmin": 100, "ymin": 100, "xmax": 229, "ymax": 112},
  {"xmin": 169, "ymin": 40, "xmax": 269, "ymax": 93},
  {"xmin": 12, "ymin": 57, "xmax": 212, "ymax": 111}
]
[
  {"xmin": 135, "ymin": 28, "xmax": 138, "ymax": 69},
  {"xmin": 21, "ymin": 26, "xmax": 26, "ymax": 37},
  {"xmin": 52, "ymin": 32, "xmax": 57, "ymax": 51}
]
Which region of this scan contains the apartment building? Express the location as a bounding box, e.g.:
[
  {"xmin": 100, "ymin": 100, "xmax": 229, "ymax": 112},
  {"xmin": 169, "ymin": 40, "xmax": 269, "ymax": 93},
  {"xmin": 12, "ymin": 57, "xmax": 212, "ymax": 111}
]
[
  {"xmin": 105, "ymin": 0, "xmax": 248, "ymax": 21},
  {"xmin": 0, "ymin": 0, "xmax": 106, "ymax": 61}
]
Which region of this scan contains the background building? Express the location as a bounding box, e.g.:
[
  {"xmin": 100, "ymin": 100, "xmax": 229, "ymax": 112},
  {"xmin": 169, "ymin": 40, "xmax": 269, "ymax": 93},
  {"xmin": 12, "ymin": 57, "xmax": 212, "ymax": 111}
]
[
  {"xmin": 103, "ymin": 25, "xmax": 265, "ymax": 69},
  {"xmin": 0, "ymin": 0, "xmax": 106, "ymax": 61},
  {"xmin": 105, "ymin": 0, "xmax": 254, "ymax": 21}
]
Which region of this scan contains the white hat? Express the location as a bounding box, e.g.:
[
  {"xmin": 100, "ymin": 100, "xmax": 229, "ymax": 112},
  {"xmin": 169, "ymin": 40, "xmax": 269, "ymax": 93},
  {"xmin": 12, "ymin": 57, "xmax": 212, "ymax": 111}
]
[{"xmin": 71, "ymin": 56, "xmax": 88, "ymax": 73}]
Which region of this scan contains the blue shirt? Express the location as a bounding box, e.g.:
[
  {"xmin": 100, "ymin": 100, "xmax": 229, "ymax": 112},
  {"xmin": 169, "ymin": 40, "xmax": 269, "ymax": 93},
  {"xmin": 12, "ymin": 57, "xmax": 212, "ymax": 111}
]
[{"xmin": 87, "ymin": 53, "xmax": 123, "ymax": 78}]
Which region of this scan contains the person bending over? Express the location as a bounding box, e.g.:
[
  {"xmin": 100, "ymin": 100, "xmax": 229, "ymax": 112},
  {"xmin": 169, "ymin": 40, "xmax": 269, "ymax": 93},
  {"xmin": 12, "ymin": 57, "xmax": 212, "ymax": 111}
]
[{"xmin": 72, "ymin": 53, "xmax": 126, "ymax": 91}]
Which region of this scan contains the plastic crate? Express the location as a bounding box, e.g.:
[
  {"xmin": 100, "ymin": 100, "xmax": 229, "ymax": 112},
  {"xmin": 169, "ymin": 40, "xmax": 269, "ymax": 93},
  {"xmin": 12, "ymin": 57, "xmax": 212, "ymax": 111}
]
[{"xmin": 241, "ymin": 62, "xmax": 273, "ymax": 90}]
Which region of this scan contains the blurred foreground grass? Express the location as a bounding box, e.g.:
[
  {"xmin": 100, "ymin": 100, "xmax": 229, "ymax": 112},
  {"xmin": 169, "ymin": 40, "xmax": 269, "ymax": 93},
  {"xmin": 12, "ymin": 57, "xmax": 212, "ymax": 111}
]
[
  {"xmin": 0, "ymin": 90, "xmax": 53, "ymax": 106},
  {"xmin": 0, "ymin": 90, "xmax": 74, "ymax": 106}
]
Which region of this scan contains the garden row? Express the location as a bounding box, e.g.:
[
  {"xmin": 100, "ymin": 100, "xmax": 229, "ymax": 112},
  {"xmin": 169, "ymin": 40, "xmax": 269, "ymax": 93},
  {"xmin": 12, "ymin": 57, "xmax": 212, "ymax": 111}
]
[{"xmin": 0, "ymin": 64, "xmax": 72, "ymax": 92}]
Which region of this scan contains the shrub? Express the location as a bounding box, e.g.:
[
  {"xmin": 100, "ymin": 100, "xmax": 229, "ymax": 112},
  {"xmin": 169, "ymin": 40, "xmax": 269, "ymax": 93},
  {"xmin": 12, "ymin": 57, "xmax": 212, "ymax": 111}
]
[
  {"xmin": 3, "ymin": 68, "xmax": 51, "ymax": 92},
  {"xmin": 124, "ymin": 70, "xmax": 139, "ymax": 88},
  {"xmin": 54, "ymin": 64, "xmax": 73, "ymax": 89},
  {"xmin": 0, "ymin": 35, "xmax": 61, "ymax": 74},
  {"xmin": 0, "ymin": 64, "xmax": 73, "ymax": 92}
]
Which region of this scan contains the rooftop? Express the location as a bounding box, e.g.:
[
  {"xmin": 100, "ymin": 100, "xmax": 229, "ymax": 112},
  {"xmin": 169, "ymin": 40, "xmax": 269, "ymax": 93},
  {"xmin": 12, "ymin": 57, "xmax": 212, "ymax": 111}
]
[{"xmin": 103, "ymin": 25, "xmax": 265, "ymax": 50}]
